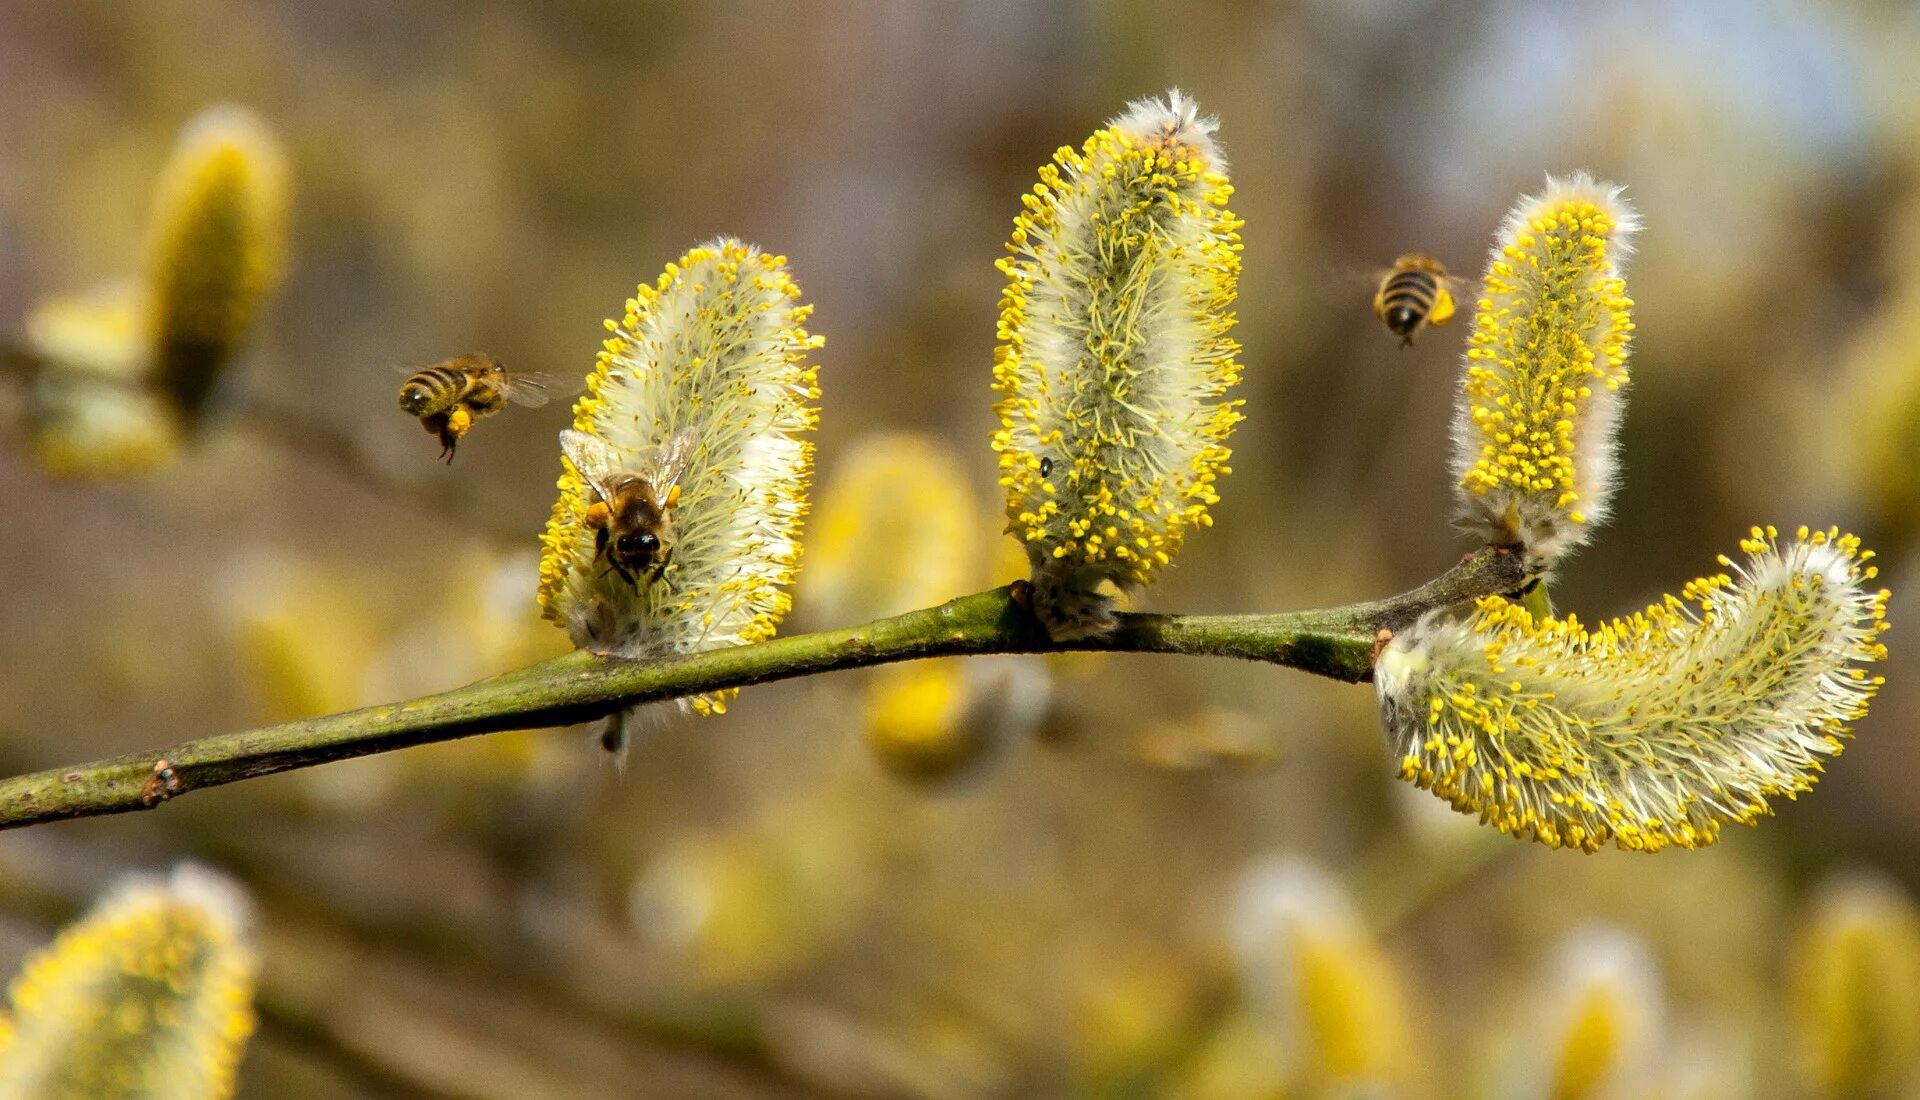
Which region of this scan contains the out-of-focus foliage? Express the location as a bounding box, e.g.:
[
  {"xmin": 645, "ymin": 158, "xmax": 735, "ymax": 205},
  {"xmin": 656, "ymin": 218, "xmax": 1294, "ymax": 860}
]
[{"xmin": 2, "ymin": 2, "xmax": 1919, "ymax": 1096}]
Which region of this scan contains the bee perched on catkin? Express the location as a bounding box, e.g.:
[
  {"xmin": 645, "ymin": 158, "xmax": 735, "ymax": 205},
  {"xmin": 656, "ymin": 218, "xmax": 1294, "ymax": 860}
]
[
  {"xmin": 1452, "ymin": 173, "xmax": 1636, "ymax": 570},
  {"xmin": 1375, "ymin": 527, "xmax": 1889, "ymax": 853},
  {"xmin": 145, "ymin": 104, "xmax": 290, "ymax": 422},
  {"xmin": 992, "ymin": 89, "xmax": 1244, "ymax": 639},
  {"xmin": 539, "ymin": 238, "xmax": 822, "ymax": 754},
  {"xmin": 0, "ymin": 865, "xmax": 259, "ymax": 1099}
]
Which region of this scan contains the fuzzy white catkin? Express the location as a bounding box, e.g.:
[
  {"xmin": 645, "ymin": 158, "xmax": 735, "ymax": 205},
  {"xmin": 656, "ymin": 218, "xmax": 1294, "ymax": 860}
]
[
  {"xmin": 992, "ymin": 88, "xmax": 1244, "ymax": 639},
  {"xmin": 1375, "ymin": 527, "xmax": 1889, "ymax": 853},
  {"xmin": 539, "ymin": 237, "xmax": 822, "ymax": 731},
  {"xmin": 0, "ymin": 865, "xmax": 259, "ymax": 1099},
  {"xmin": 1451, "ymin": 173, "xmax": 1637, "ymax": 569}
]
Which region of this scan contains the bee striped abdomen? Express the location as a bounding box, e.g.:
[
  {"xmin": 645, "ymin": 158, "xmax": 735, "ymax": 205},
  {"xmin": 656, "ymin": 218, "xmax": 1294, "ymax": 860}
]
[
  {"xmin": 1371, "ymin": 253, "xmax": 1457, "ymax": 346},
  {"xmin": 1378, "ymin": 270, "xmax": 1438, "ymax": 335},
  {"xmin": 398, "ymin": 366, "xmax": 471, "ymax": 416}
]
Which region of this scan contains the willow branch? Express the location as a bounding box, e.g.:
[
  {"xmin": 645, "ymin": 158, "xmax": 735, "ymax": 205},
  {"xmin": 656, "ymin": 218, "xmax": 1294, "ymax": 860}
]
[{"xmin": 0, "ymin": 549, "xmax": 1526, "ymax": 831}]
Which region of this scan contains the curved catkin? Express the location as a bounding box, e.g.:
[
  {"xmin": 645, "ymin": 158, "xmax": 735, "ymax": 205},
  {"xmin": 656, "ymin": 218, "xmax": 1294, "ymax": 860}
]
[
  {"xmin": 145, "ymin": 104, "xmax": 290, "ymax": 421},
  {"xmin": 1375, "ymin": 527, "xmax": 1889, "ymax": 853},
  {"xmin": 0, "ymin": 865, "xmax": 259, "ymax": 1100},
  {"xmin": 1452, "ymin": 173, "xmax": 1636, "ymax": 569},
  {"xmin": 538, "ymin": 237, "xmax": 822, "ymax": 721},
  {"xmin": 992, "ymin": 89, "xmax": 1244, "ymax": 639},
  {"xmin": 1788, "ymin": 874, "xmax": 1920, "ymax": 1096}
]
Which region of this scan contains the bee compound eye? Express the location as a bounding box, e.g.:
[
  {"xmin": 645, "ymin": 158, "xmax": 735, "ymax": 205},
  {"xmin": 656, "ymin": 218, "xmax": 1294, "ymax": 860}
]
[{"xmin": 637, "ymin": 533, "xmax": 660, "ymax": 551}]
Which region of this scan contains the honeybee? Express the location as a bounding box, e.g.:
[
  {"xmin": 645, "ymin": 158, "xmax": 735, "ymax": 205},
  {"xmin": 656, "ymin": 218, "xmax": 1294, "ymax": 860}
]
[
  {"xmin": 397, "ymin": 354, "xmax": 556, "ymax": 462},
  {"xmin": 560, "ymin": 427, "xmax": 699, "ymax": 587},
  {"xmin": 1371, "ymin": 254, "xmax": 1465, "ymax": 347}
]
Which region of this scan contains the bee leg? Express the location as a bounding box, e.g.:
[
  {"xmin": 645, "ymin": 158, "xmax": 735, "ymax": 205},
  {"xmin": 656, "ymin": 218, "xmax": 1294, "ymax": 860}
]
[
  {"xmin": 645, "ymin": 547, "xmax": 673, "ymax": 586},
  {"xmin": 440, "ymin": 433, "xmax": 458, "ymax": 463}
]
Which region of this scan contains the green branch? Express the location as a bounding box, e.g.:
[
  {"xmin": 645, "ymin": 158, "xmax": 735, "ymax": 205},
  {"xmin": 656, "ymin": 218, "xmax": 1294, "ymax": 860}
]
[{"xmin": 0, "ymin": 549, "xmax": 1525, "ymax": 831}]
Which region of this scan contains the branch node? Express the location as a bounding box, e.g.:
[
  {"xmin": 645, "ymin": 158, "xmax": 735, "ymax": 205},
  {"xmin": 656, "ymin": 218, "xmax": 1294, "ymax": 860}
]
[{"xmin": 140, "ymin": 760, "xmax": 182, "ymax": 807}]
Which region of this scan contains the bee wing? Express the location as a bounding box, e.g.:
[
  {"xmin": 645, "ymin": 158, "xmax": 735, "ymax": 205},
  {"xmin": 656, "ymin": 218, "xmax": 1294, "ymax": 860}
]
[
  {"xmin": 648, "ymin": 427, "xmax": 701, "ymax": 500},
  {"xmin": 498, "ymin": 371, "xmax": 566, "ymax": 408},
  {"xmin": 559, "ymin": 429, "xmax": 625, "ymax": 504}
]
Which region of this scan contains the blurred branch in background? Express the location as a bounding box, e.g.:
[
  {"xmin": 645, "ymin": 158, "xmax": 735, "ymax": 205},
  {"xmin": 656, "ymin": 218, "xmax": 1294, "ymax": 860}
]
[
  {"xmin": 0, "ymin": 344, "xmax": 528, "ymax": 543},
  {"xmin": 0, "ymin": 549, "xmax": 1528, "ymax": 831}
]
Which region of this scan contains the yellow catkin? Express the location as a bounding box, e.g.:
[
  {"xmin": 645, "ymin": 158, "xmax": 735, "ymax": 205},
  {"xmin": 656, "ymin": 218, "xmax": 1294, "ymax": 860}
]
[
  {"xmin": 1788, "ymin": 874, "xmax": 1920, "ymax": 1096},
  {"xmin": 21, "ymin": 281, "xmax": 180, "ymax": 479},
  {"xmin": 1501, "ymin": 928, "xmax": 1663, "ymax": 1100},
  {"xmin": 0, "ymin": 866, "xmax": 259, "ymax": 1100},
  {"xmin": 1452, "ymin": 173, "xmax": 1636, "ymax": 569},
  {"xmin": 1835, "ymin": 284, "xmax": 1920, "ymax": 549},
  {"xmin": 802, "ymin": 432, "xmax": 995, "ymax": 783},
  {"xmin": 1230, "ymin": 857, "xmax": 1413, "ymax": 1091},
  {"xmin": 803, "ymin": 432, "xmax": 976, "ymax": 626},
  {"xmin": 992, "ymin": 89, "xmax": 1244, "ymax": 639},
  {"xmin": 538, "ymin": 238, "xmax": 821, "ymax": 724},
  {"xmin": 144, "ymin": 104, "xmax": 290, "ymax": 420},
  {"xmin": 1376, "ymin": 527, "xmax": 1889, "ymax": 852}
]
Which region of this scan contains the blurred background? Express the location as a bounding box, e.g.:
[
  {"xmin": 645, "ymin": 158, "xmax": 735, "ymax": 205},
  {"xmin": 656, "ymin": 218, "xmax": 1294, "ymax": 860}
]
[{"xmin": 1, "ymin": 0, "xmax": 1918, "ymax": 1096}]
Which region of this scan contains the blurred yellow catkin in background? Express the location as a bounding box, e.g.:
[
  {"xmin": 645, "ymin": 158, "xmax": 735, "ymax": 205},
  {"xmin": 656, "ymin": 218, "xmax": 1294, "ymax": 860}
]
[
  {"xmin": 805, "ymin": 433, "xmax": 976, "ymax": 626},
  {"xmin": 20, "ymin": 104, "xmax": 289, "ymax": 475},
  {"xmin": 1229, "ymin": 856, "xmax": 1417, "ymax": 1095},
  {"xmin": 1832, "ymin": 284, "xmax": 1920, "ymax": 555},
  {"xmin": 1494, "ymin": 927, "xmax": 1663, "ymax": 1100},
  {"xmin": 0, "ymin": 865, "xmax": 259, "ymax": 1100},
  {"xmin": 1788, "ymin": 873, "xmax": 1920, "ymax": 1097},
  {"xmin": 806, "ymin": 433, "xmax": 1051, "ymax": 785},
  {"xmin": 145, "ymin": 104, "xmax": 290, "ymax": 422},
  {"xmin": 21, "ymin": 282, "xmax": 178, "ymax": 477},
  {"xmin": 627, "ymin": 803, "xmax": 870, "ymax": 989}
]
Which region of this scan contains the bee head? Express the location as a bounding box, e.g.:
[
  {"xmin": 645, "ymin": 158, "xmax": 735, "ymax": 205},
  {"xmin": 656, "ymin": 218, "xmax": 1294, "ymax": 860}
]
[
  {"xmin": 615, "ymin": 531, "xmax": 661, "ymax": 564},
  {"xmin": 398, "ymin": 384, "xmax": 433, "ymax": 414},
  {"xmin": 1385, "ymin": 305, "xmax": 1419, "ymax": 335}
]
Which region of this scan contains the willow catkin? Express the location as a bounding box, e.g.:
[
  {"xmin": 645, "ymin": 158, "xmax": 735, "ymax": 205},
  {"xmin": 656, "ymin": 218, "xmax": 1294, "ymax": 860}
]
[
  {"xmin": 992, "ymin": 89, "xmax": 1244, "ymax": 638},
  {"xmin": 1375, "ymin": 527, "xmax": 1889, "ymax": 852}
]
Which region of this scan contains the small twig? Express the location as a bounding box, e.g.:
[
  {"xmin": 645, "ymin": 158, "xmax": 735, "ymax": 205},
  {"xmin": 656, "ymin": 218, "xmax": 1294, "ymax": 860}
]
[{"xmin": 0, "ymin": 550, "xmax": 1527, "ymax": 831}]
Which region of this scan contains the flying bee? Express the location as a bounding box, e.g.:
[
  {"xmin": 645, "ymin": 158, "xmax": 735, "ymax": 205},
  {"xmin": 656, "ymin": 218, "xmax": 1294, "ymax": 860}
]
[
  {"xmin": 1370, "ymin": 254, "xmax": 1466, "ymax": 347},
  {"xmin": 560, "ymin": 427, "xmax": 699, "ymax": 587},
  {"xmin": 397, "ymin": 354, "xmax": 556, "ymax": 463}
]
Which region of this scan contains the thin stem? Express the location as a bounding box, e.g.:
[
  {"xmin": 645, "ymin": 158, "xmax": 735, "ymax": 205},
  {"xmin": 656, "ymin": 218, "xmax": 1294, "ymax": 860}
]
[{"xmin": 0, "ymin": 549, "xmax": 1525, "ymax": 832}]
